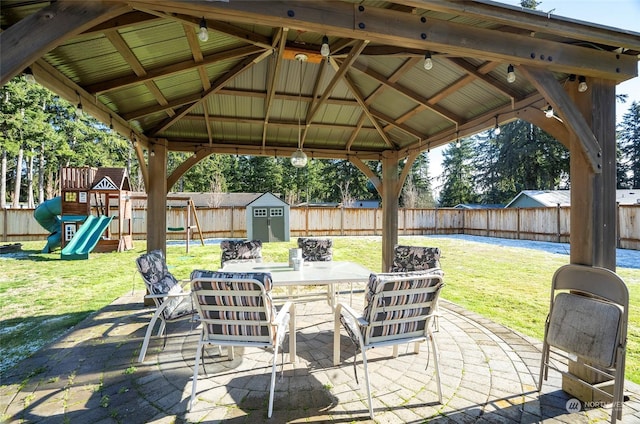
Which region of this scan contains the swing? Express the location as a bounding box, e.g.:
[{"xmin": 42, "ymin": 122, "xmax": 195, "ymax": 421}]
[{"xmin": 167, "ymin": 197, "xmax": 204, "ymax": 253}]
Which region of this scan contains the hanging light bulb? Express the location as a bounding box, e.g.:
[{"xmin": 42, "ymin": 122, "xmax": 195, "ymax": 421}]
[
  {"xmin": 507, "ymin": 64, "xmax": 516, "ymax": 83},
  {"xmin": 544, "ymin": 104, "xmax": 554, "ymax": 118},
  {"xmin": 578, "ymin": 76, "xmax": 588, "ymax": 93},
  {"xmin": 23, "ymin": 67, "xmax": 36, "ymax": 84},
  {"xmin": 291, "ymin": 53, "xmax": 308, "ymax": 168},
  {"xmin": 198, "ymin": 17, "xmax": 209, "ymax": 42},
  {"xmin": 494, "ymin": 116, "xmax": 501, "ymax": 136},
  {"xmin": 455, "ymin": 131, "xmax": 461, "ymax": 148},
  {"xmin": 423, "ymin": 52, "xmax": 433, "ymax": 70},
  {"xmin": 291, "ymin": 149, "xmax": 308, "ymax": 167},
  {"xmin": 320, "ymin": 35, "xmax": 330, "ymax": 57}
]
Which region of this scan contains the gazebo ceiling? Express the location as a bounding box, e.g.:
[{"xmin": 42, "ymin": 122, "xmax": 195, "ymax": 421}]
[{"xmin": 2, "ymin": 0, "xmax": 639, "ymax": 162}]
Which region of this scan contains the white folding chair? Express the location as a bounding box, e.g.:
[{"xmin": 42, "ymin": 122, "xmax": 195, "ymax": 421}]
[{"xmin": 539, "ymin": 264, "xmax": 629, "ymax": 423}]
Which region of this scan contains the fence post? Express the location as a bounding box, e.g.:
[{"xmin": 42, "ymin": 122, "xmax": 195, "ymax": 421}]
[
  {"xmin": 517, "ymin": 208, "xmax": 521, "ymax": 240},
  {"xmin": 2, "ymin": 208, "xmax": 6, "ymax": 242},
  {"xmin": 556, "ymin": 203, "xmax": 561, "ymax": 243},
  {"xmin": 434, "ymin": 207, "xmax": 438, "ymax": 235},
  {"xmin": 230, "ymin": 206, "xmax": 234, "ymax": 238},
  {"xmin": 616, "ymin": 202, "xmax": 621, "ymax": 248},
  {"xmin": 486, "ymin": 210, "xmax": 490, "ymax": 237},
  {"xmin": 340, "ymin": 206, "xmax": 345, "ymax": 236}
]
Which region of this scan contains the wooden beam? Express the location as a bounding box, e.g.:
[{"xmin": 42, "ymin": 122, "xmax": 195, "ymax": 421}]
[
  {"xmin": 519, "ymin": 65, "xmax": 601, "ymax": 172},
  {"xmin": 127, "ymin": 0, "xmax": 638, "ymax": 81},
  {"xmin": 164, "ymin": 142, "xmax": 383, "ymax": 161},
  {"xmin": 303, "ymin": 40, "xmax": 368, "ymax": 144},
  {"xmin": 85, "ymin": 45, "xmax": 263, "ymax": 94},
  {"xmin": 366, "ymin": 56, "xmax": 421, "ymax": 105},
  {"xmin": 263, "ymin": 28, "xmax": 289, "ymax": 148},
  {"xmin": 350, "ymin": 156, "xmax": 382, "ymax": 197},
  {"xmin": 147, "ymin": 139, "xmax": 168, "ymax": 253},
  {"xmin": 349, "ymin": 60, "xmax": 462, "ymax": 124},
  {"xmin": 337, "ymin": 67, "xmax": 395, "ymax": 148},
  {"xmin": 1, "ymin": 1, "xmax": 131, "ymax": 86},
  {"xmin": 30, "ymin": 59, "xmax": 147, "ymax": 147},
  {"xmin": 392, "ymin": 0, "xmax": 640, "ymax": 54},
  {"xmin": 446, "ymin": 57, "xmax": 520, "ymax": 100},
  {"xmin": 149, "ymin": 52, "xmax": 269, "ymax": 135},
  {"xmin": 381, "ymin": 153, "xmax": 400, "ymax": 272}
]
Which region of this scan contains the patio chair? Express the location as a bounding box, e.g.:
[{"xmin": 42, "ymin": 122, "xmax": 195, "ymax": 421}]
[
  {"xmin": 391, "ymin": 245, "xmax": 442, "ymax": 330},
  {"xmin": 333, "ymin": 269, "xmax": 444, "ymax": 418},
  {"xmin": 220, "ymin": 239, "xmax": 263, "ymax": 268},
  {"xmin": 297, "ymin": 237, "xmax": 336, "ymax": 306},
  {"xmin": 188, "ymin": 270, "xmax": 292, "ymax": 417},
  {"xmin": 135, "ymin": 250, "xmax": 197, "ymax": 363},
  {"xmin": 538, "ymin": 264, "xmax": 629, "ymax": 424}
]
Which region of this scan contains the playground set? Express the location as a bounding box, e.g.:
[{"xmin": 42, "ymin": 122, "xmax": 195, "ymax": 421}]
[{"xmin": 34, "ymin": 167, "xmax": 134, "ymax": 260}]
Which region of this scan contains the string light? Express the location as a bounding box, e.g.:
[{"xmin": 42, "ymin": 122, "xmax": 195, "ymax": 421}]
[
  {"xmin": 578, "ymin": 76, "xmax": 588, "ymax": 93},
  {"xmin": 198, "ymin": 17, "xmax": 209, "ymax": 42},
  {"xmin": 544, "ymin": 104, "xmax": 554, "ymax": 118},
  {"xmin": 507, "ymin": 64, "xmax": 516, "ymax": 83},
  {"xmin": 423, "ymin": 52, "xmax": 433, "ymax": 70},
  {"xmin": 494, "ymin": 116, "xmax": 501, "ymax": 135},
  {"xmin": 320, "ymin": 35, "xmax": 330, "ymax": 57}
]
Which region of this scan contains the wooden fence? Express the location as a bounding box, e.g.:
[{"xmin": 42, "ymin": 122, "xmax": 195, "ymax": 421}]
[{"xmin": 2, "ymin": 204, "xmax": 639, "ymax": 250}]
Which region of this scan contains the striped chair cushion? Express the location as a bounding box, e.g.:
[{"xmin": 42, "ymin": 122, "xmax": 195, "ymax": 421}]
[
  {"xmin": 341, "ymin": 270, "xmax": 443, "ymax": 345},
  {"xmin": 190, "ymin": 270, "xmax": 275, "ymax": 338},
  {"xmin": 390, "ymin": 246, "xmax": 441, "ymax": 272}
]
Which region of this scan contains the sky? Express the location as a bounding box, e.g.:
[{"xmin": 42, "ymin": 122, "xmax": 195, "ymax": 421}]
[{"xmin": 428, "ymin": 0, "xmax": 640, "ymax": 191}]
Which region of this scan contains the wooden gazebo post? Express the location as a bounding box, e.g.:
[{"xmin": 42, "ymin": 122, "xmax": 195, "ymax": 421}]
[
  {"xmin": 146, "ymin": 139, "xmax": 168, "ymax": 255},
  {"xmin": 565, "ymin": 78, "xmax": 618, "ymax": 401}
]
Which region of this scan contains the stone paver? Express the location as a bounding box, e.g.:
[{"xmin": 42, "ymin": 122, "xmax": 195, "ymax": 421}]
[{"xmin": 1, "ymin": 292, "xmax": 638, "ymax": 423}]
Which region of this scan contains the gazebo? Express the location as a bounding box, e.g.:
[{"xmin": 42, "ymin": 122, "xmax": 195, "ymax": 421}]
[
  {"xmin": 2, "ymin": 0, "xmax": 640, "ymax": 408},
  {"xmin": 1, "ymin": 1, "xmax": 638, "ymax": 272}
]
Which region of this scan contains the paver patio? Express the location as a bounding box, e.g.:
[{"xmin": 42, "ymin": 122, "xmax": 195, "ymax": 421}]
[{"xmin": 2, "ymin": 291, "xmax": 639, "ymax": 423}]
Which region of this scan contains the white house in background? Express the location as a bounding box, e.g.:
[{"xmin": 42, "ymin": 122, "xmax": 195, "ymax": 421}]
[{"xmin": 505, "ymin": 190, "xmax": 640, "ymax": 208}]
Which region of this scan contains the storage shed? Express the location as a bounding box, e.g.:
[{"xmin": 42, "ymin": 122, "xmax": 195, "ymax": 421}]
[{"xmin": 246, "ymin": 193, "xmax": 290, "ymax": 243}]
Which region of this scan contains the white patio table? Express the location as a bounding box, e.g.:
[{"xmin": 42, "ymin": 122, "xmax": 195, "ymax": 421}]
[{"xmin": 220, "ymin": 261, "xmax": 373, "ymax": 361}]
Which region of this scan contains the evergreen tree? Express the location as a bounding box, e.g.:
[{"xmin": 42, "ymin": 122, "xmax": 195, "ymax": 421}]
[
  {"xmin": 401, "ymin": 152, "xmax": 435, "ymax": 207},
  {"xmin": 438, "ymin": 139, "xmax": 478, "ymax": 206},
  {"xmin": 618, "ymin": 101, "xmax": 640, "ymax": 188}
]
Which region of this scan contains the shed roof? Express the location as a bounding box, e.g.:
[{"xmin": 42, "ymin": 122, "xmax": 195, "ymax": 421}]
[{"xmin": 505, "ymin": 190, "xmax": 640, "ymax": 208}]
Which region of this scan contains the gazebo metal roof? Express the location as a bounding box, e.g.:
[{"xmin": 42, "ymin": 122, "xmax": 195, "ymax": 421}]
[{"xmin": 2, "ymin": 0, "xmax": 639, "ymax": 164}]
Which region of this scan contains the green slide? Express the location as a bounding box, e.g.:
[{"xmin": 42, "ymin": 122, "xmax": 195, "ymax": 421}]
[{"xmin": 61, "ymin": 215, "xmax": 114, "ymax": 260}]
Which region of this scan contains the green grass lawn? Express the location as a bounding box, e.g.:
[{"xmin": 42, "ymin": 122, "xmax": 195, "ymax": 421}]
[{"xmin": 1, "ymin": 236, "xmax": 639, "ymax": 384}]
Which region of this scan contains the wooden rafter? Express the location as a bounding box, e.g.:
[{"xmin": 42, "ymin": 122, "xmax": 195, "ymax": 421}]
[
  {"xmin": 182, "ymin": 23, "xmax": 211, "ymax": 91},
  {"xmin": 346, "ymin": 114, "xmax": 367, "ymax": 151},
  {"xmin": 366, "ymin": 56, "xmax": 421, "ymax": 106},
  {"xmin": 105, "ymin": 31, "xmax": 174, "ymax": 118},
  {"xmin": 518, "ymin": 65, "xmax": 601, "ymax": 172},
  {"xmin": 306, "ymin": 56, "xmax": 330, "ymax": 124},
  {"xmin": 301, "ymin": 40, "xmax": 368, "ymax": 146},
  {"xmin": 349, "ymin": 60, "xmax": 461, "ymax": 124},
  {"xmin": 447, "ymin": 57, "xmax": 520, "ymax": 100},
  {"xmin": 334, "ymin": 61, "xmax": 395, "ymax": 149},
  {"xmin": 126, "ymin": 0, "xmax": 637, "ymax": 80},
  {"xmin": 85, "ymin": 45, "xmax": 263, "ymax": 94},
  {"xmin": 262, "ymin": 27, "xmax": 288, "ymax": 148},
  {"xmin": 0, "ymin": 1, "xmax": 131, "ymax": 86},
  {"xmin": 391, "ymin": 0, "xmax": 640, "ymax": 52},
  {"xmin": 150, "ymin": 52, "xmax": 268, "ymax": 136}
]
